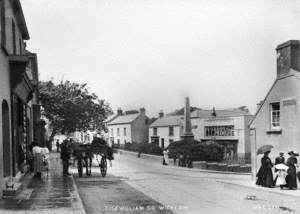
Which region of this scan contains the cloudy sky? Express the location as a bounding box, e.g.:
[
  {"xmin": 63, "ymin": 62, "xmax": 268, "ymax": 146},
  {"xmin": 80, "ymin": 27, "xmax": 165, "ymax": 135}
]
[{"xmin": 21, "ymin": 0, "xmax": 300, "ymax": 117}]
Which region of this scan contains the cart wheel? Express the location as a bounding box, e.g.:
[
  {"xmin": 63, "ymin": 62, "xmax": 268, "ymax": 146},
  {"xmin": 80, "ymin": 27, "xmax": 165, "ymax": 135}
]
[{"xmin": 100, "ymin": 157, "xmax": 107, "ymax": 177}]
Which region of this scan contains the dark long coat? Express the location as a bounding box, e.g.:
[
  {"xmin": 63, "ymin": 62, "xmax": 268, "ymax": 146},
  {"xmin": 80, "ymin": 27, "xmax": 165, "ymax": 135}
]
[
  {"xmin": 256, "ymin": 155, "xmax": 274, "ymax": 187},
  {"xmin": 286, "ymin": 157, "xmax": 297, "ymax": 189}
]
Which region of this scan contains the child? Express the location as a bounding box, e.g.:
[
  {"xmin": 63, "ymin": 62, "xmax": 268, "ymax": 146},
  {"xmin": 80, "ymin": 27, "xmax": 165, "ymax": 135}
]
[{"xmin": 275, "ymin": 169, "xmax": 287, "ymax": 189}]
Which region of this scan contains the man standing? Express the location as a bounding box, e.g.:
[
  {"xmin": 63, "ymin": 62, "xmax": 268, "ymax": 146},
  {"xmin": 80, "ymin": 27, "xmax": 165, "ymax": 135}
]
[
  {"xmin": 274, "ymin": 152, "xmax": 285, "ymax": 185},
  {"xmin": 56, "ymin": 139, "xmax": 60, "ymax": 152},
  {"xmin": 275, "ymin": 152, "xmax": 285, "ymax": 166},
  {"xmin": 60, "ymin": 139, "xmax": 71, "ymax": 176}
]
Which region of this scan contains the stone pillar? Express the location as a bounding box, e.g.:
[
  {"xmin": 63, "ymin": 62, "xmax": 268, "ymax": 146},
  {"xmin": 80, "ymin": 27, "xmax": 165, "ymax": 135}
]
[{"xmin": 181, "ymin": 97, "xmax": 194, "ymax": 140}]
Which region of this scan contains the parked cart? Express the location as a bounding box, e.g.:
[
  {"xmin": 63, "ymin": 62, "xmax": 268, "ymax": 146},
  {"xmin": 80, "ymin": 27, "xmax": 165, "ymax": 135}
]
[{"xmin": 71, "ymin": 139, "xmax": 113, "ymax": 177}]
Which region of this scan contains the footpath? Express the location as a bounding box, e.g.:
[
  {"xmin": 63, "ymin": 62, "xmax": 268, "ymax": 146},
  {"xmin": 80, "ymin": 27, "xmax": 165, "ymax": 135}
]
[
  {"xmin": 0, "ymin": 152, "xmax": 86, "ymax": 214},
  {"xmin": 119, "ymin": 149, "xmax": 300, "ymax": 198}
]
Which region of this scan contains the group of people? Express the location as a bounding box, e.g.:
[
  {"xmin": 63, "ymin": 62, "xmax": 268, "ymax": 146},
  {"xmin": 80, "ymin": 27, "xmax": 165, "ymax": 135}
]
[
  {"xmin": 162, "ymin": 150, "xmax": 193, "ymax": 168},
  {"xmin": 256, "ymin": 150, "xmax": 299, "ymax": 190}
]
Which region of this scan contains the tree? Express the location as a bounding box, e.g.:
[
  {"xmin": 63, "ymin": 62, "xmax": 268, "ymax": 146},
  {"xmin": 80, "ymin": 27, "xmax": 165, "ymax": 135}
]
[{"xmin": 39, "ymin": 80, "xmax": 113, "ymax": 142}]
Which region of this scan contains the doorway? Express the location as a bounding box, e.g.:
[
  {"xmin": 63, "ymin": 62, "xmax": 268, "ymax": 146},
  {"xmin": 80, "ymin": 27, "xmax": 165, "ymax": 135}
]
[{"xmin": 2, "ymin": 100, "xmax": 11, "ymax": 177}]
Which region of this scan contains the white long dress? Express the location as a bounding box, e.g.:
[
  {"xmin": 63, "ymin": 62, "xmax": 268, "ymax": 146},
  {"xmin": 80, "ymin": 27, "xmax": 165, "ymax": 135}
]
[{"xmin": 163, "ymin": 150, "xmax": 169, "ymax": 165}]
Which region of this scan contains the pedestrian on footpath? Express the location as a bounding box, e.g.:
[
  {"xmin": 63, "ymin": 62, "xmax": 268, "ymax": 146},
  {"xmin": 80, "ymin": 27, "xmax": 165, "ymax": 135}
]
[
  {"xmin": 56, "ymin": 139, "xmax": 60, "ymax": 153},
  {"xmin": 275, "ymin": 168, "xmax": 287, "ymax": 189},
  {"xmin": 60, "ymin": 139, "xmax": 71, "ymax": 176},
  {"xmin": 256, "ymin": 151, "xmax": 274, "ymax": 188},
  {"xmin": 285, "ymin": 151, "xmax": 299, "ymax": 190},
  {"xmin": 274, "ymin": 152, "xmax": 285, "ymax": 185},
  {"xmin": 178, "ymin": 152, "xmax": 184, "ymax": 167},
  {"xmin": 173, "ymin": 154, "xmax": 177, "ymax": 165},
  {"xmin": 163, "ymin": 149, "xmax": 169, "ymax": 165}
]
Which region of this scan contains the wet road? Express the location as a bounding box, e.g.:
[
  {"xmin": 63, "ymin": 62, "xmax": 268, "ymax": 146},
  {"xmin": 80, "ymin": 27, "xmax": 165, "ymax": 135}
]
[{"xmin": 74, "ymin": 152, "xmax": 300, "ymax": 214}]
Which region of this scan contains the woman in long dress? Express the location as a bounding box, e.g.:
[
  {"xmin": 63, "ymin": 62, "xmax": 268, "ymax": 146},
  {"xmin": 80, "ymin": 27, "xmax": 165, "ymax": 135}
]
[
  {"xmin": 285, "ymin": 151, "xmax": 299, "ymax": 190},
  {"xmin": 256, "ymin": 151, "xmax": 274, "ymax": 188},
  {"xmin": 163, "ymin": 149, "xmax": 169, "ymax": 165}
]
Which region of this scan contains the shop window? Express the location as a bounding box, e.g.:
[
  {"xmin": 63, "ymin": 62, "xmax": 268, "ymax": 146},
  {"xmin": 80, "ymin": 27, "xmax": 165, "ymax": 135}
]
[{"xmin": 205, "ymin": 126, "xmax": 234, "ymax": 137}]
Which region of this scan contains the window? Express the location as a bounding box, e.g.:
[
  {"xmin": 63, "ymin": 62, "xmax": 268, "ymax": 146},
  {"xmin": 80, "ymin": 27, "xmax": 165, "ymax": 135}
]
[
  {"xmin": 169, "ymin": 139, "xmax": 174, "ymax": 144},
  {"xmin": 117, "ymin": 128, "xmax": 120, "ymax": 136},
  {"xmin": 270, "ymin": 102, "xmax": 280, "ymax": 128},
  {"xmin": 153, "ymin": 127, "xmax": 157, "ymax": 136},
  {"xmin": 19, "ymin": 38, "xmax": 22, "ymax": 54},
  {"xmin": 12, "ymin": 20, "xmax": 16, "ymax": 54},
  {"xmin": 205, "ymin": 126, "xmax": 234, "ymax": 137},
  {"xmin": 111, "ymin": 128, "xmax": 113, "ymax": 136},
  {"xmin": 124, "ymin": 128, "xmax": 126, "ymax": 136},
  {"xmin": 0, "ymin": 0, "xmax": 5, "ymax": 47},
  {"xmin": 169, "ymin": 126, "xmax": 174, "ymax": 136}
]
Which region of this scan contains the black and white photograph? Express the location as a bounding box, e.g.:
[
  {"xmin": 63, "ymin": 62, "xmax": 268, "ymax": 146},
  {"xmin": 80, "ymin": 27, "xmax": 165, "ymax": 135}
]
[{"xmin": 0, "ymin": 0, "xmax": 300, "ymax": 213}]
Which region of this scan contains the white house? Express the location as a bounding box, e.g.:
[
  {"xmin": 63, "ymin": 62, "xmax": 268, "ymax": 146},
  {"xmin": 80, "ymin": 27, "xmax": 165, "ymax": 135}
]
[
  {"xmin": 149, "ymin": 113, "xmax": 182, "ymax": 148},
  {"xmin": 107, "ymin": 108, "xmax": 149, "ymax": 146}
]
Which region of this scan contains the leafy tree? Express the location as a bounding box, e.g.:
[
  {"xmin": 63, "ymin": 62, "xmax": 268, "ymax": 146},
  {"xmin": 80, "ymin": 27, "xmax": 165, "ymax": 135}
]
[{"xmin": 39, "ymin": 80, "xmax": 113, "ymax": 142}]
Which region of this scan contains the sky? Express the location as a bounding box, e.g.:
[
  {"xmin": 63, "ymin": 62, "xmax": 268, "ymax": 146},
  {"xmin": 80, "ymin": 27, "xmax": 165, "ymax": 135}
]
[{"xmin": 21, "ymin": 0, "xmax": 300, "ymax": 117}]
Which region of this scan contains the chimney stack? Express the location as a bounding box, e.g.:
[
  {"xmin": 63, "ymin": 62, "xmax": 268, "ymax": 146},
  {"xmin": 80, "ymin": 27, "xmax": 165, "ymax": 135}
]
[
  {"xmin": 276, "ymin": 40, "xmax": 300, "ymax": 78},
  {"xmin": 117, "ymin": 108, "xmax": 123, "ymax": 115},
  {"xmin": 159, "ymin": 110, "xmax": 164, "ymax": 118},
  {"xmin": 140, "ymin": 108, "xmax": 145, "ymax": 115}
]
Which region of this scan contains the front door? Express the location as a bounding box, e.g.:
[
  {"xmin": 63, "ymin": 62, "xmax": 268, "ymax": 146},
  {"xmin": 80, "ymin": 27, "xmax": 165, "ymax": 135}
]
[{"xmin": 2, "ymin": 100, "xmax": 11, "ymax": 177}]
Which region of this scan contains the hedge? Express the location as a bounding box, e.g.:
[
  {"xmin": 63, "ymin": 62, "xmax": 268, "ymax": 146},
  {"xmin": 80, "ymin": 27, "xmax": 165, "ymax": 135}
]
[
  {"xmin": 167, "ymin": 140, "xmax": 224, "ymax": 162},
  {"xmin": 122, "ymin": 142, "xmax": 163, "ymax": 156}
]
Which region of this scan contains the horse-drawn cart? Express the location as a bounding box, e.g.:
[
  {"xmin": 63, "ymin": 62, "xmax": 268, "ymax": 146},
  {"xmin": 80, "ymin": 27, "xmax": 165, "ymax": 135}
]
[{"xmin": 71, "ymin": 139, "xmax": 113, "ymax": 177}]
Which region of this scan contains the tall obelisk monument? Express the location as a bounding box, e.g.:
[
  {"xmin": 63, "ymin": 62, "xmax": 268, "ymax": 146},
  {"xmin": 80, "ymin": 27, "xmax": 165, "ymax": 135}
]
[{"xmin": 181, "ymin": 97, "xmax": 194, "ymax": 140}]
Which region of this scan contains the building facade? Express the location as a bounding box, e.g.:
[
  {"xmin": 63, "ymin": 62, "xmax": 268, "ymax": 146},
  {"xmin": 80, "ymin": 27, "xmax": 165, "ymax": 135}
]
[
  {"xmin": 250, "ymin": 40, "xmax": 300, "ymax": 177},
  {"xmin": 149, "ymin": 114, "xmax": 182, "ymax": 148},
  {"xmin": 149, "ymin": 108, "xmax": 252, "ymax": 162},
  {"xmin": 107, "ymin": 108, "xmax": 149, "ymax": 146},
  {"xmin": 0, "ymin": 0, "xmax": 40, "ymax": 197},
  {"xmin": 191, "ymin": 109, "xmax": 252, "ymax": 162}
]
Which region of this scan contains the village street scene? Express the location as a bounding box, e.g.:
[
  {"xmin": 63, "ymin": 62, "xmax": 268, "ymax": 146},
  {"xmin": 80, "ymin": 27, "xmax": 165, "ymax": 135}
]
[{"xmin": 0, "ymin": 0, "xmax": 300, "ymax": 214}]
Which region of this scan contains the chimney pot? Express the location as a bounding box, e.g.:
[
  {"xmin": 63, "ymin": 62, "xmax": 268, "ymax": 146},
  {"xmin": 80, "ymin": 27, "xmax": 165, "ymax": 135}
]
[
  {"xmin": 140, "ymin": 108, "xmax": 145, "ymax": 115},
  {"xmin": 159, "ymin": 110, "xmax": 164, "ymax": 118}
]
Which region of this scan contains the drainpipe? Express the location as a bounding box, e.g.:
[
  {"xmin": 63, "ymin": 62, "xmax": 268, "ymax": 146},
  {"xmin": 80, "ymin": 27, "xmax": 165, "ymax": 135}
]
[{"xmin": 250, "ymin": 128, "xmax": 257, "ymax": 180}]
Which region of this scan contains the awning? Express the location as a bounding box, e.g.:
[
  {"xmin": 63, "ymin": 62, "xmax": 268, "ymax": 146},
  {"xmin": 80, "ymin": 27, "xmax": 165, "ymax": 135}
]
[{"xmin": 9, "ymin": 55, "xmax": 34, "ymax": 103}]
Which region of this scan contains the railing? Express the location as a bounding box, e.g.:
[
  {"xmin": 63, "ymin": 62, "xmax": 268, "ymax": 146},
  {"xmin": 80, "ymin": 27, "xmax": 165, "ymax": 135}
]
[{"xmin": 222, "ymin": 156, "xmax": 251, "ymax": 165}]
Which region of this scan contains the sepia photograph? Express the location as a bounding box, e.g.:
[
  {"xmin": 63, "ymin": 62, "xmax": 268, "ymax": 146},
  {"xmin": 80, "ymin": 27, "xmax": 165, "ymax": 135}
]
[{"xmin": 0, "ymin": 0, "xmax": 300, "ymax": 213}]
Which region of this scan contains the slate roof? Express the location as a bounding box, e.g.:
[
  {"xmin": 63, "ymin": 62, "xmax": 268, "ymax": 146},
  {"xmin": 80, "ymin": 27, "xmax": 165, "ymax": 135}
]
[
  {"xmin": 149, "ymin": 115, "xmax": 182, "ymax": 127},
  {"xmin": 104, "ymin": 114, "xmax": 118, "ymax": 123},
  {"xmin": 190, "ymin": 109, "xmax": 251, "ymax": 118},
  {"xmin": 107, "ymin": 113, "xmax": 140, "ymax": 125}
]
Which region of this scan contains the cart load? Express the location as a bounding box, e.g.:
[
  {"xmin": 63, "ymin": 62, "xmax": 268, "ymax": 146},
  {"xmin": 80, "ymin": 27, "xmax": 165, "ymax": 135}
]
[{"xmin": 71, "ymin": 138, "xmax": 113, "ymax": 177}]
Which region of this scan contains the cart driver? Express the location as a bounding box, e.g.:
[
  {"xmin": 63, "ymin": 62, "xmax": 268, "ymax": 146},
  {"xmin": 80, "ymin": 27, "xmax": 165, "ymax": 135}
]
[{"xmin": 61, "ymin": 139, "xmax": 71, "ymax": 176}]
